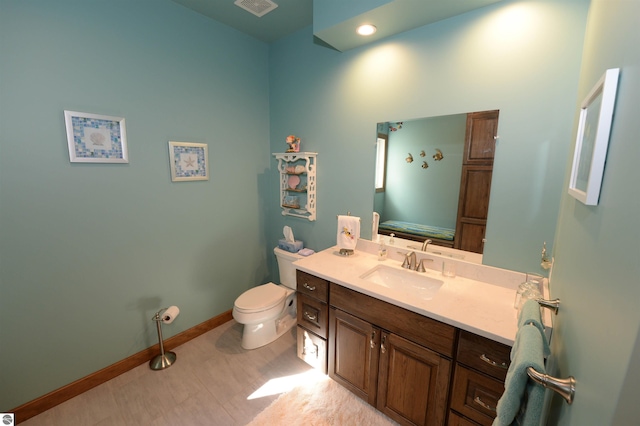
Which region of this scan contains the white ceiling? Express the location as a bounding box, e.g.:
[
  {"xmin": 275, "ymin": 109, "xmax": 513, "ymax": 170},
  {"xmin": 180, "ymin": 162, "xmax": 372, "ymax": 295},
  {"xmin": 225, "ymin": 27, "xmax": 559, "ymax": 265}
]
[
  {"xmin": 170, "ymin": 0, "xmax": 504, "ymax": 50},
  {"xmin": 170, "ymin": 0, "xmax": 313, "ymax": 43}
]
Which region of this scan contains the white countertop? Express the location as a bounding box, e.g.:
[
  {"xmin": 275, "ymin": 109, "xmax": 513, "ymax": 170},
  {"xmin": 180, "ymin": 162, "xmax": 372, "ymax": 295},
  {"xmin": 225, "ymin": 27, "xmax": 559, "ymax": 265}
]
[{"xmin": 294, "ymin": 244, "xmax": 523, "ymax": 346}]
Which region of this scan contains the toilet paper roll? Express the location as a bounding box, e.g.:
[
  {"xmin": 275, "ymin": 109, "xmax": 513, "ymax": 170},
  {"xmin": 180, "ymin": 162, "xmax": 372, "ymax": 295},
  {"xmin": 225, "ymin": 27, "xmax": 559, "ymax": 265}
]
[{"xmin": 162, "ymin": 305, "xmax": 180, "ymax": 324}]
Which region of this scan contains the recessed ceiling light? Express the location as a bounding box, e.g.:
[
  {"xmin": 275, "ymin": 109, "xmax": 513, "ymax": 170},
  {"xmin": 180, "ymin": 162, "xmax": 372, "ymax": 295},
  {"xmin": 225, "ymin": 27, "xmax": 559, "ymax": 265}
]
[{"xmin": 356, "ymin": 24, "xmax": 377, "ymax": 36}]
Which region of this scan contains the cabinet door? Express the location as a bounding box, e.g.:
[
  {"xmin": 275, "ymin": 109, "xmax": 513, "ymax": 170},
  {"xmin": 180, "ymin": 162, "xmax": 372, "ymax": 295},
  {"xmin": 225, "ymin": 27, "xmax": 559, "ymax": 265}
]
[
  {"xmin": 463, "ymin": 110, "xmax": 498, "ymax": 165},
  {"xmin": 296, "ymin": 326, "xmax": 327, "ymax": 373},
  {"xmin": 377, "ymin": 332, "xmax": 451, "ymax": 426},
  {"xmin": 454, "ymin": 166, "xmax": 492, "ymax": 253},
  {"xmin": 328, "ymin": 308, "xmax": 380, "ymax": 406},
  {"xmin": 455, "ymin": 221, "xmax": 486, "ymax": 254}
]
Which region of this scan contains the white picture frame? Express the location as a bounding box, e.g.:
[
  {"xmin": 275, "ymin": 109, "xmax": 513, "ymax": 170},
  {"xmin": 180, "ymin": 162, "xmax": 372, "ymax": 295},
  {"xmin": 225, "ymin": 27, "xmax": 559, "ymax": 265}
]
[
  {"xmin": 168, "ymin": 141, "xmax": 209, "ymax": 182},
  {"xmin": 64, "ymin": 110, "xmax": 128, "ymax": 163},
  {"xmin": 568, "ymin": 68, "xmax": 619, "ymax": 205}
]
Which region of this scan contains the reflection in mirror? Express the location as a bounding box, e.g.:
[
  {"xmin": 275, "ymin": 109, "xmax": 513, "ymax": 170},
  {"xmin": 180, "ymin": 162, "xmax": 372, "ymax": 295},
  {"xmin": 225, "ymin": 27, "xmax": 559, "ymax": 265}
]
[{"xmin": 371, "ymin": 111, "xmax": 498, "ymax": 263}]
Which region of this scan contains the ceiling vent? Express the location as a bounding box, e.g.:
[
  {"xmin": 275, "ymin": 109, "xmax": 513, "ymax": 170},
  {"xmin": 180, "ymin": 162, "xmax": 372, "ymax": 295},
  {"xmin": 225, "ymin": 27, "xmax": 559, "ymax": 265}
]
[{"xmin": 234, "ymin": 0, "xmax": 278, "ymax": 17}]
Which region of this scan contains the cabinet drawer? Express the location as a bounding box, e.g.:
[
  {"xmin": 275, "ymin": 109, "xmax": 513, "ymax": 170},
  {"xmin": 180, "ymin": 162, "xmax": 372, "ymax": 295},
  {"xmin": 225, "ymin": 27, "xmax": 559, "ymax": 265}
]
[
  {"xmin": 457, "ymin": 330, "xmax": 511, "ymax": 381},
  {"xmin": 450, "ymin": 365, "xmax": 504, "ymax": 426},
  {"xmin": 296, "ymin": 270, "xmax": 328, "ymax": 302},
  {"xmin": 297, "ymin": 293, "xmax": 328, "ymax": 338},
  {"xmin": 297, "ymin": 326, "xmax": 327, "ymax": 373}
]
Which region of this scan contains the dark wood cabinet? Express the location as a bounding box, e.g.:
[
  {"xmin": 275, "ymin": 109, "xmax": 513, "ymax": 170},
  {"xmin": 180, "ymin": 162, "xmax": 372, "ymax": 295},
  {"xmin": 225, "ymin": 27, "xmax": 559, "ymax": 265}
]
[
  {"xmin": 328, "ymin": 284, "xmax": 454, "ymax": 426},
  {"xmin": 295, "ymin": 271, "xmax": 512, "ymax": 426},
  {"xmin": 455, "ymin": 110, "xmax": 499, "ymax": 254}
]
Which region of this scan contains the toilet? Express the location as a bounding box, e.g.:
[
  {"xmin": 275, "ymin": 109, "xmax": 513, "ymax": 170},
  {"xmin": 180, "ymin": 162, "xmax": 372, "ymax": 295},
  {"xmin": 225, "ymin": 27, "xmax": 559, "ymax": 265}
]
[{"xmin": 232, "ymin": 247, "xmax": 302, "ymax": 350}]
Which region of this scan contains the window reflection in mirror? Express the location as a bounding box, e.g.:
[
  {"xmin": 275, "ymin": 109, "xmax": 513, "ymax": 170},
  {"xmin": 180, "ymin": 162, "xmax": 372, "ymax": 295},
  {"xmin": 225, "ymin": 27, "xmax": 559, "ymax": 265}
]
[{"xmin": 375, "ymin": 134, "xmax": 388, "ymax": 192}]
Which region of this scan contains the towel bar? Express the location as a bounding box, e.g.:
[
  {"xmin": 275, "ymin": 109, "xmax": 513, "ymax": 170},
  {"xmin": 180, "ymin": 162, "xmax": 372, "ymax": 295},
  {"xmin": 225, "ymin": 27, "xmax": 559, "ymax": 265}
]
[
  {"xmin": 537, "ymin": 298, "xmax": 560, "ymax": 314},
  {"xmin": 527, "ymin": 367, "xmax": 575, "ymax": 404}
]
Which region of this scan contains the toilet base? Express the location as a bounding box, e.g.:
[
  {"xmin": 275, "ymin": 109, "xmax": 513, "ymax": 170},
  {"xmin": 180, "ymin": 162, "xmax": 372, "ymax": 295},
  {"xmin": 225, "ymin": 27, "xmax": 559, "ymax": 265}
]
[{"xmin": 241, "ymin": 310, "xmax": 296, "ymax": 350}]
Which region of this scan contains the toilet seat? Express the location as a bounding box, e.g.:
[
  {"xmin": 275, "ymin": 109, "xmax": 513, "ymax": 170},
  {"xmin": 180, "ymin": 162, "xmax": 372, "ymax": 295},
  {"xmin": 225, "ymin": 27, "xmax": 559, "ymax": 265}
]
[{"xmin": 234, "ymin": 282, "xmax": 286, "ymax": 313}]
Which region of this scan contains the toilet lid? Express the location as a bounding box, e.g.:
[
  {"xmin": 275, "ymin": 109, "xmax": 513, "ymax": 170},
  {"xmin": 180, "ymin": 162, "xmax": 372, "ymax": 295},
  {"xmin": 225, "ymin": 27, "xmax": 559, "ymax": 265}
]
[{"xmin": 235, "ymin": 283, "xmax": 286, "ymax": 312}]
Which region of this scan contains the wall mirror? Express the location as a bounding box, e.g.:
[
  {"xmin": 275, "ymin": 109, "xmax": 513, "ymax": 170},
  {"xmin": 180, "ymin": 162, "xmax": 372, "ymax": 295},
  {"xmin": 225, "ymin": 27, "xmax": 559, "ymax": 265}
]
[{"xmin": 371, "ymin": 111, "xmax": 499, "ymax": 263}]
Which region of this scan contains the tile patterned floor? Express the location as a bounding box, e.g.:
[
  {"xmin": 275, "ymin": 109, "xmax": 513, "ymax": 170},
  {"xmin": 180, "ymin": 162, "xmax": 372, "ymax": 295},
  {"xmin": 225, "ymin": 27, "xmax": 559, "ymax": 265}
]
[{"xmin": 21, "ymin": 321, "xmax": 312, "ymax": 425}]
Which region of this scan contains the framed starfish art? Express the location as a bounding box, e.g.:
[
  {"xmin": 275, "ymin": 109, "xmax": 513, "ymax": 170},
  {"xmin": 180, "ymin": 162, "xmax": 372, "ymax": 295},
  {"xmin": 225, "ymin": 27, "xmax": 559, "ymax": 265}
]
[{"xmin": 168, "ymin": 141, "xmax": 209, "ymax": 182}]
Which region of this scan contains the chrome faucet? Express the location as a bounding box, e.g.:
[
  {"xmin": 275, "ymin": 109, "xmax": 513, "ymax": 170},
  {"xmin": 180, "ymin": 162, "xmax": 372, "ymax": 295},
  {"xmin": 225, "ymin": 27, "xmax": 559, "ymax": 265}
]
[
  {"xmin": 402, "ymin": 251, "xmax": 417, "ymax": 270},
  {"xmin": 421, "ymin": 239, "xmax": 433, "ymax": 252}
]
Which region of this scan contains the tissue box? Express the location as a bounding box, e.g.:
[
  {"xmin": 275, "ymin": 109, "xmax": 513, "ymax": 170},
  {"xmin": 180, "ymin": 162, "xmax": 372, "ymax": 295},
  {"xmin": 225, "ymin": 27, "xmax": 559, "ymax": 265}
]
[{"xmin": 278, "ymin": 239, "xmax": 303, "ymax": 253}]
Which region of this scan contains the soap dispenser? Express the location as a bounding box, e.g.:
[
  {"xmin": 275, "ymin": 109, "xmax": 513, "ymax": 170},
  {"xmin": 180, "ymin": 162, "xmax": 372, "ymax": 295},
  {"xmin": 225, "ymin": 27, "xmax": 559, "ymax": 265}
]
[{"xmin": 378, "ymin": 239, "xmax": 387, "ymax": 261}]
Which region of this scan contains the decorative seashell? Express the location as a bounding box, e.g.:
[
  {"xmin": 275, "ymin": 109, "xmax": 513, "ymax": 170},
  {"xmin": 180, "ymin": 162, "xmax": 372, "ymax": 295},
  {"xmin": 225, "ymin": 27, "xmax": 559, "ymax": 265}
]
[
  {"xmin": 406, "ymin": 153, "xmax": 413, "ymax": 163},
  {"xmin": 422, "ymin": 161, "xmax": 429, "ymax": 169},
  {"xmin": 294, "ymin": 165, "xmax": 305, "ymax": 174}
]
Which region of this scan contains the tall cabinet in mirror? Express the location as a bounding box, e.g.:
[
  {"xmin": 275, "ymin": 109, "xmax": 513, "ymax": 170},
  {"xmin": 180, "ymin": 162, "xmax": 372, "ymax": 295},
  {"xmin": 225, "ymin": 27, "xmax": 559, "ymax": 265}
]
[{"xmin": 454, "ymin": 110, "xmax": 499, "ymax": 253}]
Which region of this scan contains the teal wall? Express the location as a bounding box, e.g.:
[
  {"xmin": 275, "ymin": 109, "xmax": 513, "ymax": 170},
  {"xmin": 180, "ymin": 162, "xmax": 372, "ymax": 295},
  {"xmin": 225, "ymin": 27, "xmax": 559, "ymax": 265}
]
[
  {"xmin": 268, "ymin": 0, "xmax": 589, "ymax": 274},
  {"xmin": 7, "ymin": 0, "xmax": 624, "ymax": 418},
  {"xmin": 0, "ymin": 0, "xmax": 270, "ymax": 410},
  {"xmin": 381, "ymin": 115, "xmax": 466, "ymax": 229},
  {"xmin": 546, "ymin": 0, "xmax": 640, "ymax": 423}
]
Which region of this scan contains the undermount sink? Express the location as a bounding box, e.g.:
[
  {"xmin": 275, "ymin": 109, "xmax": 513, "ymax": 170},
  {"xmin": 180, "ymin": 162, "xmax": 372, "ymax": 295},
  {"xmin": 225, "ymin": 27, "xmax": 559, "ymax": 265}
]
[{"xmin": 360, "ymin": 265, "xmax": 444, "ymax": 301}]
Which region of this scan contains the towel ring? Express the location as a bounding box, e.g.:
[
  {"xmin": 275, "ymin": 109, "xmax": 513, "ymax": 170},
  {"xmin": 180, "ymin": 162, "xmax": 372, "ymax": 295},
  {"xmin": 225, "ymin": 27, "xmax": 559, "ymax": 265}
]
[{"xmin": 527, "ymin": 367, "xmax": 575, "ymax": 404}]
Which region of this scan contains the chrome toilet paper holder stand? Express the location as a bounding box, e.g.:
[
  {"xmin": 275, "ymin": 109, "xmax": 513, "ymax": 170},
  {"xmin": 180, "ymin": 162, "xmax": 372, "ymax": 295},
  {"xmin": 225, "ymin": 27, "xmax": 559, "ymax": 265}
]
[{"xmin": 150, "ymin": 307, "xmax": 177, "ymax": 371}]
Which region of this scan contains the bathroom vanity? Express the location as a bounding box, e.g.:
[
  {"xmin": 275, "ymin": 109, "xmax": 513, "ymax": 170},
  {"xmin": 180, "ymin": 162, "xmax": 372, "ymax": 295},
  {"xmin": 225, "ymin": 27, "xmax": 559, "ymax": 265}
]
[{"xmin": 293, "ymin": 242, "xmax": 533, "ymax": 426}]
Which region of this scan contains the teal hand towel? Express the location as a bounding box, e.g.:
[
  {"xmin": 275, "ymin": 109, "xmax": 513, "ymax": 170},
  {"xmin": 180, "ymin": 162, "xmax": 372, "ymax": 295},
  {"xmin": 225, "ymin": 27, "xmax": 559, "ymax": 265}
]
[
  {"xmin": 493, "ymin": 324, "xmax": 546, "ymax": 426},
  {"xmin": 517, "ymin": 299, "xmax": 550, "ymax": 357},
  {"xmin": 516, "ymin": 381, "xmax": 546, "ymax": 426}
]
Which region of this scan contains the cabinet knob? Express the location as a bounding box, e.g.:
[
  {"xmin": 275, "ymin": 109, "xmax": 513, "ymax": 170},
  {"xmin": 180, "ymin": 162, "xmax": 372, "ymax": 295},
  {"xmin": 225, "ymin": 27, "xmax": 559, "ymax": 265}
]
[
  {"xmin": 381, "ymin": 335, "xmax": 386, "ymax": 354},
  {"xmin": 370, "ymin": 331, "xmax": 376, "ymax": 349},
  {"xmin": 303, "ymin": 282, "xmax": 316, "ymax": 291}
]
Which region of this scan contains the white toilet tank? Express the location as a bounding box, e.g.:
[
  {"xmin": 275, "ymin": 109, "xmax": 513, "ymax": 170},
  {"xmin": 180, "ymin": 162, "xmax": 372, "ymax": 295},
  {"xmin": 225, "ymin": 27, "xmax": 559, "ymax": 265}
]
[{"xmin": 274, "ymin": 247, "xmax": 302, "ymax": 290}]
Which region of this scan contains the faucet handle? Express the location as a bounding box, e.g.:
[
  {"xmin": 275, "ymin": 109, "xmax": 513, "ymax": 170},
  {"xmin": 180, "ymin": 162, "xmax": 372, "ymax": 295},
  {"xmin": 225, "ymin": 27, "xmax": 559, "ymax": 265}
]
[
  {"xmin": 401, "ymin": 253, "xmax": 411, "ymax": 269},
  {"xmin": 417, "ymin": 258, "xmax": 433, "ymax": 272}
]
